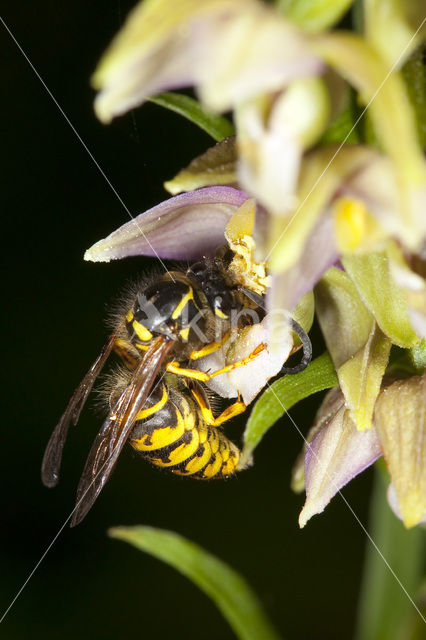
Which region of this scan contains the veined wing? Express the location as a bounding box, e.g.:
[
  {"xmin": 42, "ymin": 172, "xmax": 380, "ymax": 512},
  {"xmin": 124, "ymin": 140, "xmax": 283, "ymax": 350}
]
[
  {"xmin": 70, "ymin": 336, "xmax": 174, "ymax": 527},
  {"xmin": 41, "ymin": 335, "xmax": 117, "ymax": 488}
]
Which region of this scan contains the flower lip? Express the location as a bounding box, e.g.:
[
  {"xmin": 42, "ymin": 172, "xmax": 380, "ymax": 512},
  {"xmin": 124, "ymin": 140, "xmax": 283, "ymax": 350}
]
[
  {"xmin": 197, "ymin": 313, "xmax": 294, "ymax": 404},
  {"xmin": 84, "ymin": 186, "xmax": 250, "ymax": 263}
]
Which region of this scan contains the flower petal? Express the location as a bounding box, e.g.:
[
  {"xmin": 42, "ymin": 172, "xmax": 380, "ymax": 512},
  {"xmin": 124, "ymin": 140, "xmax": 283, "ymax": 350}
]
[
  {"xmin": 268, "ymin": 144, "xmax": 377, "ymax": 274},
  {"xmin": 268, "ymin": 210, "xmax": 338, "ymax": 313},
  {"xmin": 313, "ymin": 32, "xmax": 426, "ymax": 251},
  {"xmin": 92, "ymin": 0, "xmax": 223, "ymax": 122},
  {"xmin": 236, "ymin": 78, "xmax": 329, "ymax": 216},
  {"xmin": 236, "ymin": 94, "xmax": 303, "ymax": 217},
  {"xmin": 198, "ymin": 315, "xmax": 293, "ymax": 404},
  {"xmin": 195, "ymin": 4, "xmax": 323, "ymax": 111},
  {"xmin": 374, "ymin": 373, "xmax": 426, "ymax": 528},
  {"xmin": 299, "ymin": 388, "xmax": 382, "ymax": 528},
  {"xmin": 340, "ymin": 154, "xmax": 426, "ymax": 252},
  {"xmin": 84, "ymin": 187, "xmax": 249, "ymax": 262},
  {"xmin": 93, "ymin": 0, "xmax": 322, "ymax": 123}
]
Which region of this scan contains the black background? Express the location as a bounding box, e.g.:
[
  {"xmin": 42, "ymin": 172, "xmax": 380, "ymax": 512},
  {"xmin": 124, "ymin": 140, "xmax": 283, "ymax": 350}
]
[{"xmin": 1, "ymin": 2, "xmax": 374, "ymax": 638}]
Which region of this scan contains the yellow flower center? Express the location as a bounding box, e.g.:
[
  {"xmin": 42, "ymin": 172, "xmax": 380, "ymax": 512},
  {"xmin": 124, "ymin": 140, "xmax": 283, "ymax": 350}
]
[{"xmin": 333, "ymin": 196, "xmax": 367, "ymax": 251}]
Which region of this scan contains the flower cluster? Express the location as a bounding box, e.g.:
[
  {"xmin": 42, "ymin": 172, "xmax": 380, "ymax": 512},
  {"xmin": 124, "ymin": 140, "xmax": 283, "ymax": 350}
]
[{"xmin": 88, "ymin": 0, "xmax": 426, "ymax": 527}]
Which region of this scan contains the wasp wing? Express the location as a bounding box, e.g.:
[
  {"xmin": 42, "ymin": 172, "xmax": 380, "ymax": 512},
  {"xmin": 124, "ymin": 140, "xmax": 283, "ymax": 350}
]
[
  {"xmin": 41, "ymin": 334, "xmax": 117, "ymax": 488},
  {"xmin": 70, "ymin": 336, "xmax": 174, "ymax": 527}
]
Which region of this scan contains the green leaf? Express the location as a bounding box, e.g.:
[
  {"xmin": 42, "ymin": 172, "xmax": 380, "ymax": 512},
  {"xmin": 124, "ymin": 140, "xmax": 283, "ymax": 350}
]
[
  {"xmin": 342, "ymin": 251, "xmax": 421, "ymax": 348},
  {"xmin": 164, "ymin": 137, "xmax": 237, "ymax": 195},
  {"xmin": 241, "ymin": 352, "xmax": 338, "ymax": 466},
  {"xmin": 277, "ymin": 0, "xmax": 354, "ymax": 32},
  {"xmin": 109, "ymin": 526, "xmax": 281, "ymax": 640},
  {"xmin": 355, "ymin": 466, "xmax": 425, "ymax": 640},
  {"xmin": 149, "ymin": 92, "xmax": 235, "ymax": 142}
]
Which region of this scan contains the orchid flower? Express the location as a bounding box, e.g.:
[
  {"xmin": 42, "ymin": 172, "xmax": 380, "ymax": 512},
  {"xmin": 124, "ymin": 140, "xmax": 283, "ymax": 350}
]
[
  {"xmin": 92, "ymin": 0, "xmax": 329, "ymax": 252},
  {"xmin": 293, "ymin": 372, "xmax": 426, "ymax": 529},
  {"xmin": 88, "ymin": 0, "xmax": 426, "ymax": 544},
  {"xmin": 85, "ymin": 187, "xmax": 313, "ymax": 404},
  {"xmin": 92, "ymin": 0, "xmax": 322, "ymax": 122},
  {"xmin": 91, "ymin": 0, "xmax": 426, "ymax": 260},
  {"xmin": 164, "ymin": 138, "xmax": 426, "ymax": 333}
]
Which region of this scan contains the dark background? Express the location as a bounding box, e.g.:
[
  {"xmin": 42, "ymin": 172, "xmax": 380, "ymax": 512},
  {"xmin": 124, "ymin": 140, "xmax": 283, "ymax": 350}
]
[{"xmin": 1, "ymin": 2, "xmax": 374, "ymax": 638}]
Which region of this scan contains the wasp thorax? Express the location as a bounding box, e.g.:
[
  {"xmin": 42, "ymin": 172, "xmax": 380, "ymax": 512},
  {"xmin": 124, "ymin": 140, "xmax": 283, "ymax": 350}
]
[{"xmin": 125, "ymin": 277, "xmax": 207, "ymax": 346}]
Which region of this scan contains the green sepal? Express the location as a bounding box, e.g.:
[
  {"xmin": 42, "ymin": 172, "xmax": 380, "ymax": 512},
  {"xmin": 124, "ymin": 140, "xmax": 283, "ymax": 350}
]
[
  {"xmin": 109, "ymin": 526, "xmax": 281, "ymax": 640},
  {"xmin": 409, "ymin": 339, "xmax": 426, "ymax": 374},
  {"xmin": 149, "ymin": 92, "xmax": 235, "ymax": 142},
  {"xmin": 240, "ymin": 352, "xmax": 338, "ymax": 467},
  {"xmin": 315, "ymin": 267, "xmax": 391, "ymax": 430},
  {"xmin": 342, "ymin": 251, "xmax": 421, "ymax": 348},
  {"xmin": 276, "ymin": 0, "xmax": 354, "ymax": 33},
  {"xmin": 164, "ymin": 137, "xmax": 237, "ymax": 195}
]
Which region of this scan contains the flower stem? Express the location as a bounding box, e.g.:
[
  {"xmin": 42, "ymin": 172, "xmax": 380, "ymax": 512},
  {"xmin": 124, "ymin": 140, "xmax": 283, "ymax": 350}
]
[{"xmin": 355, "ymin": 464, "xmax": 425, "ymax": 640}]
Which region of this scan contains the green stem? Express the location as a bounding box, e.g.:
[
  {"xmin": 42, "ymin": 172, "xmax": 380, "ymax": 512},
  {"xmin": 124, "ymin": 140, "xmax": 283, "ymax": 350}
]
[{"xmin": 355, "ymin": 464, "xmax": 425, "ymax": 640}]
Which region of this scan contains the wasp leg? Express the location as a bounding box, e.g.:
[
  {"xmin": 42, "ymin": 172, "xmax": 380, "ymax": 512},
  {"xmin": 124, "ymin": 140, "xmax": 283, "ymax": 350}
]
[
  {"xmin": 190, "ymin": 383, "xmax": 246, "ymax": 426},
  {"xmin": 165, "ymin": 361, "xmax": 211, "ymax": 381},
  {"xmin": 165, "ymin": 342, "xmax": 267, "ymax": 382},
  {"xmin": 189, "ymin": 331, "xmax": 231, "ymax": 360},
  {"xmin": 113, "ymin": 338, "xmax": 140, "ymax": 369},
  {"xmin": 208, "ymin": 341, "xmax": 267, "ymax": 378}
]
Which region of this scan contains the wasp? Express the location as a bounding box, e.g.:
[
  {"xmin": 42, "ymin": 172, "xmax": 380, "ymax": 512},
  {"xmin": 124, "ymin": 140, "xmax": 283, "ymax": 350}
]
[
  {"xmin": 42, "ymin": 247, "xmax": 311, "ymax": 526},
  {"xmin": 110, "ymin": 371, "xmax": 242, "ymax": 479}
]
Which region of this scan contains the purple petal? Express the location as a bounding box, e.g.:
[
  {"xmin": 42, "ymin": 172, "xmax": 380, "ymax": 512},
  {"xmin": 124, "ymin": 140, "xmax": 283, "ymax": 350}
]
[
  {"xmin": 268, "ymin": 211, "xmax": 338, "ymax": 312},
  {"xmin": 84, "ymin": 187, "xmax": 249, "ymax": 262},
  {"xmin": 299, "ymin": 389, "xmax": 382, "ymax": 527}
]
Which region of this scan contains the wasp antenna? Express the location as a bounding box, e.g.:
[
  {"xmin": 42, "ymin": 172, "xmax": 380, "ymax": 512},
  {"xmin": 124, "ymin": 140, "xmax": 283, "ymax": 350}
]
[{"xmin": 281, "ymin": 318, "xmax": 312, "ymax": 375}]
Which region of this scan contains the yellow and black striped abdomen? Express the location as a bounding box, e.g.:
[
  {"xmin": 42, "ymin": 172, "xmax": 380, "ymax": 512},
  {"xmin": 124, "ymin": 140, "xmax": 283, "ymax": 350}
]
[{"xmin": 129, "ymin": 384, "xmax": 240, "ymax": 479}]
